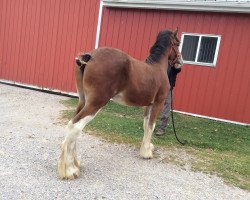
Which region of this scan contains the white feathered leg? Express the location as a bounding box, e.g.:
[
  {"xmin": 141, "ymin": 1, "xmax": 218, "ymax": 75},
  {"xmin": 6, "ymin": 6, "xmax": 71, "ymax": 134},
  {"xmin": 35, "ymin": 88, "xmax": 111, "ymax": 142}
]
[
  {"xmin": 140, "ymin": 106, "xmax": 155, "ymax": 159},
  {"xmin": 58, "ymin": 116, "xmax": 94, "ymax": 179}
]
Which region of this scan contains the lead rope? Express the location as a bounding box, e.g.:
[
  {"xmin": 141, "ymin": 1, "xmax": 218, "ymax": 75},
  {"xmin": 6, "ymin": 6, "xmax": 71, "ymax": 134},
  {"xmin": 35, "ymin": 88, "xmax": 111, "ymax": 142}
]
[{"xmin": 170, "ymin": 88, "xmax": 187, "ymax": 145}]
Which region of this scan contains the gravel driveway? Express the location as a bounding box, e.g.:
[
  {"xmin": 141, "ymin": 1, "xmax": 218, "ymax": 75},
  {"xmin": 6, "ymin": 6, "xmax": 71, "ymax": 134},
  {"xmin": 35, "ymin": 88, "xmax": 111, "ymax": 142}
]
[{"xmin": 0, "ymin": 83, "xmax": 249, "ymax": 200}]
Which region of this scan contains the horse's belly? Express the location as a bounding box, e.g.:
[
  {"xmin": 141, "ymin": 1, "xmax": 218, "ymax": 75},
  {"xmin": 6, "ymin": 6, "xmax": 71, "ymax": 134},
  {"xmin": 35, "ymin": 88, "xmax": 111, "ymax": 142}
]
[
  {"xmin": 112, "ymin": 90, "xmax": 154, "ymax": 107},
  {"xmin": 111, "ymin": 92, "xmax": 128, "ymax": 106}
]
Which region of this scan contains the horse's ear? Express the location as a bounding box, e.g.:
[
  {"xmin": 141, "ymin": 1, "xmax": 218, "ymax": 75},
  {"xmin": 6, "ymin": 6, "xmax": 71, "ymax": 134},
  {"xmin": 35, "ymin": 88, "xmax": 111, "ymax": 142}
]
[{"xmin": 174, "ymin": 27, "xmax": 179, "ymax": 36}]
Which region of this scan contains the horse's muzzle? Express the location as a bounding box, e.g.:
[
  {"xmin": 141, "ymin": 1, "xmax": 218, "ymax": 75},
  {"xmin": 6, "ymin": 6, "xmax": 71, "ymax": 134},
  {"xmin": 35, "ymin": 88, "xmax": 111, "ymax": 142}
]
[{"xmin": 174, "ymin": 56, "xmax": 183, "ymax": 69}]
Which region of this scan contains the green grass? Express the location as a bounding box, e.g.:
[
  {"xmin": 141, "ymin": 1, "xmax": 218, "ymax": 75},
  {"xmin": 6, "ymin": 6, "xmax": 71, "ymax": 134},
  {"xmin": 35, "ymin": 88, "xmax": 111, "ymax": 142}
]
[{"xmin": 60, "ymin": 98, "xmax": 250, "ymax": 190}]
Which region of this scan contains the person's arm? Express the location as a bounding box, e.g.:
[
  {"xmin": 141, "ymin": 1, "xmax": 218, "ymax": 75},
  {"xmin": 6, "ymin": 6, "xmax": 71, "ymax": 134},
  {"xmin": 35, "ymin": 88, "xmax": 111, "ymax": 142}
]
[{"xmin": 168, "ymin": 67, "xmax": 181, "ymax": 89}]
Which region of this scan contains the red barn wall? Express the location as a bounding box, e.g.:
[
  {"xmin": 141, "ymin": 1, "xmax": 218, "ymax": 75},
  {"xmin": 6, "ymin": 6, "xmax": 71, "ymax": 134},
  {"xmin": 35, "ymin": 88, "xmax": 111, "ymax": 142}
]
[
  {"xmin": 0, "ymin": 1, "xmax": 249, "ymax": 124},
  {"xmin": 99, "ymin": 8, "xmax": 250, "ymax": 124},
  {"xmin": 0, "ymin": 0, "xmax": 100, "ymax": 92}
]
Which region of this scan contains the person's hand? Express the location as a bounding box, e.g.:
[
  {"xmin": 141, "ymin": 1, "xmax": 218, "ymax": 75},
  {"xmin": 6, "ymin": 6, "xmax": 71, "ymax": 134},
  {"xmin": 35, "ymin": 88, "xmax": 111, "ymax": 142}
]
[{"xmin": 169, "ymin": 67, "xmax": 181, "ymax": 89}]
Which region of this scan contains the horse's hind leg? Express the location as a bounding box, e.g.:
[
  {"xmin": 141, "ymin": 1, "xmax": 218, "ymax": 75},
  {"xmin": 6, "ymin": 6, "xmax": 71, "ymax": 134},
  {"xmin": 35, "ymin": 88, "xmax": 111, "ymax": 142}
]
[
  {"xmin": 140, "ymin": 101, "xmax": 164, "ymax": 159},
  {"xmin": 58, "ymin": 103, "xmax": 102, "ymax": 179},
  {"xmin": 73, "ymin": 100, "xmax": 85, "ymax": 118},
  {"xmin": 73, "ymin": 64, "xmax": 85, "ymax": 117}
]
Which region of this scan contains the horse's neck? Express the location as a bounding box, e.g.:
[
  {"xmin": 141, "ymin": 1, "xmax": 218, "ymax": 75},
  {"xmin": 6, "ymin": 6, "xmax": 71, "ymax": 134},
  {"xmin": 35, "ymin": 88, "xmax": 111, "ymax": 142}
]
[
  {"xmin": 158, "ymin": 56, "xmax": 169, "ymax": 68},
  {"xmin": 146, "ymin": 55, "xmax": 169, "ymax": 69},
  {"xmin": 145, "ymin": 56, "xmax": 154, "ymax": 65}
]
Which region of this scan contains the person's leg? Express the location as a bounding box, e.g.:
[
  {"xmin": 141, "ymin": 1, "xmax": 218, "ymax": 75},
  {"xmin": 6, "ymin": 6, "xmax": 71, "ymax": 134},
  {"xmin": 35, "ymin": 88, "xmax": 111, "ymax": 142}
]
[{"xmin": 156, "ymin": 90, "xmax": 172, "ymax": 136}]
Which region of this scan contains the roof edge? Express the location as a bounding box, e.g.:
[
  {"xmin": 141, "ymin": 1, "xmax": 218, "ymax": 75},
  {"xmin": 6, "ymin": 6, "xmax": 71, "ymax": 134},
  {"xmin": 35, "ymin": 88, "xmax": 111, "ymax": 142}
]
[{"xmin": 102, "ymin": 0, "xmax": 250, "ymax": 13}]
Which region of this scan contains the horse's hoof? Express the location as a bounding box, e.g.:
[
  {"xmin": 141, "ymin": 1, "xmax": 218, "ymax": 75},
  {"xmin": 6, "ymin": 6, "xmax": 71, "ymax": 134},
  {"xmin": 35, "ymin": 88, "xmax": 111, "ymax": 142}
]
[
  {"xmin": 140, "ymin": 143, "xmax": 154, "ymax": 159},
  {"xmin": 58, "ymin": 163, "xmax": 80, "ymax": 180},
  {"xmin": 58, "ymin": 156, "xmax": 81, "ymax": 180},
  {"xmin": 140, "ymin": 151, "xmax": 153, "ymax": 159},
  {"xmin": 66, "ymin": 166, "xmax": 80, "ymax": 180}
]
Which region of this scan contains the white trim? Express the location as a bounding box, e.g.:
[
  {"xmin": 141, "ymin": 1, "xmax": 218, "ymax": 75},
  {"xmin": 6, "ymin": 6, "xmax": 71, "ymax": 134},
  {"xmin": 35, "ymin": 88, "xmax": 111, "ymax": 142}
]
[
  {"xmin": 213, "ymin": 35, "xmax": 221, "ymax": 66},
  {"xmin": 194, "ymin": 35, "xmax": 202, "ymax": 63},
  {"xmin": 0, "ymin": 79, "xmax": 78, "ymax": 97},
  {"xmin": 1, "ymin": 79, "xmax": 248, "ymax": 125},
  {"xmin": 180, "ymin": 33, "xmax": 221, "ymax": 67},
  {"xmin": 181, "ymin": 61, "xmax": 216, "ymax": 67},
  {"xmin": 174, "ymin": 110, "xmax": 249, "ymax": 126},
  {"xmin": 102, "ymin": 0, "xmax": 250, "ymax": 13},
  {"xmin": 180, "ymin": 33, "xmax": 185, "ymax": 52},
  {"xmin": 95, "ymin": 1, "xmax": 104, "ymax": 49}
]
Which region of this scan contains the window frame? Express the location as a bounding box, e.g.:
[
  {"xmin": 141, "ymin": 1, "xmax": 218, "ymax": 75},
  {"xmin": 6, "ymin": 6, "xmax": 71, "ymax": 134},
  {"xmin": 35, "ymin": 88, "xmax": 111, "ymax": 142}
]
[{"xmin": 180, "ymin": 33, "xmax": 221, "ymax": 67}]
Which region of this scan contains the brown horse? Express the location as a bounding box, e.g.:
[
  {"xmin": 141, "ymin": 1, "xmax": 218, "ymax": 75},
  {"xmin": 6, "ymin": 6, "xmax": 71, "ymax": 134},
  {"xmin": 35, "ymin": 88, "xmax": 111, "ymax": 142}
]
[{"xmin": 58, "ymin": 28, "xmax": 183, "ymax": 179}]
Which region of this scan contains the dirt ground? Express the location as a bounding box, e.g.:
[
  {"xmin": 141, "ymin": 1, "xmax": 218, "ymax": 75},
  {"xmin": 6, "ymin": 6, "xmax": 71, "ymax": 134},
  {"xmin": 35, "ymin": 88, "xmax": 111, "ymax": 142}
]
[{"xmin": 0, "ymin": 83, "xmax": 249, "ymax": 200}]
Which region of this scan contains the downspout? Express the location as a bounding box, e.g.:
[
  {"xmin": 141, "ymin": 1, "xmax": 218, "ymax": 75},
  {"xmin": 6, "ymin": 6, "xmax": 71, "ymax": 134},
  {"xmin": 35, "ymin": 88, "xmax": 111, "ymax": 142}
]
[{"xmin": 95, "ymin": 0, "xmax": 104, "ymax": 49}]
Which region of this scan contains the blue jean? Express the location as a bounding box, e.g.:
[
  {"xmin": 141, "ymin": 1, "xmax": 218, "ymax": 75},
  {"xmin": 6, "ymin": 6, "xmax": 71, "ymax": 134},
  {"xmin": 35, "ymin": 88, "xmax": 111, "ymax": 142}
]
[{"xmin": 159, "ymin": 90, "xmax": 172, "ymax": 131}]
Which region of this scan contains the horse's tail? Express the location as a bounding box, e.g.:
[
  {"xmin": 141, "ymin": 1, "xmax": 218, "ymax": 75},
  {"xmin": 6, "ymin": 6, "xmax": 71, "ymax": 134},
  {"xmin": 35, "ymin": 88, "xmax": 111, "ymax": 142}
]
[
  {"xmin": 75, "ymin": 53, "xmax": 92, "ymax": 74},
  {"xmin": 75, "ymin": 53, "xmax": 92, "ymax": 102}
]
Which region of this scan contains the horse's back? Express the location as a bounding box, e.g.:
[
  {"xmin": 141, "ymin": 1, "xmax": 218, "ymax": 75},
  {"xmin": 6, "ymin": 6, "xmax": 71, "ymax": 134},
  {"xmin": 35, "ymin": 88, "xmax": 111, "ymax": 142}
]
[
  {"xmin": 88, "ymin": 47, "xmax": 129, "ymax": 66},
  {"xmin": 79, "ymin": 47, "xmax": 168, "ymax": 107},
  {"xmin": 81, "ymin": 47, "xmax": 130, "ymax": 95}
]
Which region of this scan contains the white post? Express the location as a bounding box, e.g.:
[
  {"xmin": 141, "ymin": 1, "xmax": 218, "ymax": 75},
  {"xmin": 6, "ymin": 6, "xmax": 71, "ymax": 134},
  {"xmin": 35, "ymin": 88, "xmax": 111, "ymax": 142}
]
[{"xmin": 95, "ymin": 0, "xmax": 104, "ymax": 49}]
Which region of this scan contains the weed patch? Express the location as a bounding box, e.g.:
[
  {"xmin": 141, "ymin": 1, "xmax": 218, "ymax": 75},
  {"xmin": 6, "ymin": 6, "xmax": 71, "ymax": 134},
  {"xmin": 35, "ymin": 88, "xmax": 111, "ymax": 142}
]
[{"xmin": 60, "ymin": 98, "xmax": 250, "ymax": 190}]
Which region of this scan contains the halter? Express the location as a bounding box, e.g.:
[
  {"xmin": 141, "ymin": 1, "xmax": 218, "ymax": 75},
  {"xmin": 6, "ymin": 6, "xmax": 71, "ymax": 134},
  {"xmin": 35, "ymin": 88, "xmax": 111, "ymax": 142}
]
[{"xmin": 168, "ymin": 43, "xmax": 181, "ymax": 66}]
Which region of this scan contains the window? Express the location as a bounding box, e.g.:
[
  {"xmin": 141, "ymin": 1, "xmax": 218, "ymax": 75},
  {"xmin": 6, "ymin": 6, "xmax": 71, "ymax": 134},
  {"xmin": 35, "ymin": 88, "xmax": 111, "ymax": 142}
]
[{"xmin": 180, "ymin": 33, "xmax": 221, "ymax": 67}]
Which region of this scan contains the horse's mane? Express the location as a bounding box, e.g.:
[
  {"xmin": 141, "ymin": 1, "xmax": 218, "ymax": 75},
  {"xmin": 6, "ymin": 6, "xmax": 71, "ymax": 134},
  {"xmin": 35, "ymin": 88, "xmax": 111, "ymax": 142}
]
[{"xmin": 149, "ymin": 29, "xmax": 172, "ymax": 62}]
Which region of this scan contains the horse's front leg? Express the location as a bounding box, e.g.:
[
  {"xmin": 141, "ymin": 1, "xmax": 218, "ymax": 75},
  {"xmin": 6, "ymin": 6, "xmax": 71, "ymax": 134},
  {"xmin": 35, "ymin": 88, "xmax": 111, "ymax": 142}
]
[
  {"xmin": 140, "ymin": 102, "xmax": 164, "ymax": 159},
  {"xmin": 140, "ymin": 105, "xmax": 155, "ymax": 158}
]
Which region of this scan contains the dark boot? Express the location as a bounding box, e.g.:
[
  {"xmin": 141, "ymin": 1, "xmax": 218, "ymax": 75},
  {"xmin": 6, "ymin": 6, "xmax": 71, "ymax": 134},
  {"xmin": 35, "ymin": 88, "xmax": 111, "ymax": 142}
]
[{"xmin": 155, "ymin": 129, "xmax": 166, "ymax": 136}]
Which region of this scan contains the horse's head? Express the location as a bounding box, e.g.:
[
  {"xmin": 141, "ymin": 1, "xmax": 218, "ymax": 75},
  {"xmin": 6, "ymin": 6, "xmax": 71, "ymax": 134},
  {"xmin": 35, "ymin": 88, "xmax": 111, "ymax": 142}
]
[
  {"xmin": 148, "ymin": 28, "xmax": 183, "ymax": 68},
  {"xmin": 168, "ymin": 28, "xmax": 183, "ymax": 69}
]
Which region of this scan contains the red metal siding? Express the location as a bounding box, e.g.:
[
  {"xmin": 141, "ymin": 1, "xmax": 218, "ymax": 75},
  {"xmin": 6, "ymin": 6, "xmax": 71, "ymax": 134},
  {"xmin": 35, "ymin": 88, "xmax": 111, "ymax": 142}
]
[
  {"xmin": 0, "ymin": 0, "xmax": 100, "ymax": 92},
  {"xmin": 1, "ymin": 2, "xmax": 249, "ymax": 124},
  {"xmin": 99, "ymin": 8, "xmax": 250, "ymax": 124}
]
